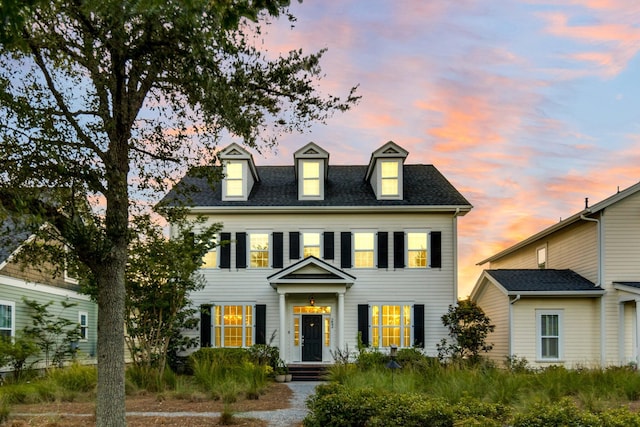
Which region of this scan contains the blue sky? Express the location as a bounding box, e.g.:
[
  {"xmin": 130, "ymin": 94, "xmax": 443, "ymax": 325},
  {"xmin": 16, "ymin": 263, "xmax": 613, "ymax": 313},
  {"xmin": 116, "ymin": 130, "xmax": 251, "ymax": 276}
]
[{"xmin": 244, "ymin": 0, "xmax": 640, "ymax": 296}]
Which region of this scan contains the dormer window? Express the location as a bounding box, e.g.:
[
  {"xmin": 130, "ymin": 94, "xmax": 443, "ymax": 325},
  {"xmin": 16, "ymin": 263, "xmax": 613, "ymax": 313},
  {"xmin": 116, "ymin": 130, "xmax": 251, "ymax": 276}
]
[
  {"xmin": 380, "ymin": 160, "xmax": 399, "ymax": 196},
  {"xmin": 225, "ymin": 162, "xmax": 244, "ymax": 197},
  {"xmin": 294, "ymin": 142, "xmax": 329, "ymax": 201},
  {"xmin": 365, "ymin": 141, "xmax": 408, "ymax": 200},
  {"xmin": 302, "ymin": 161, "xmax": 321, "ymax": 197}
]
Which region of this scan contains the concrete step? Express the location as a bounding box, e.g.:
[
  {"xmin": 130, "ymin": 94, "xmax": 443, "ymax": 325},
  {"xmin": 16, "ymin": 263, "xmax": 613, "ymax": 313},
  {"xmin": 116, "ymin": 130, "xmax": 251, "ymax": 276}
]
[{"xmin": 287, "ymin": 364, "xmax": 330, "ymax": 381}]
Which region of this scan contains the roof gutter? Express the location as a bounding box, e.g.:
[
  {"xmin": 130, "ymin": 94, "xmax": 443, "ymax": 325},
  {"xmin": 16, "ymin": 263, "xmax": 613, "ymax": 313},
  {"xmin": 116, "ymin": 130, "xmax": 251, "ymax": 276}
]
[{"xmin": 581, "ymin": 212, "xmax": 605, "ymax": 366}]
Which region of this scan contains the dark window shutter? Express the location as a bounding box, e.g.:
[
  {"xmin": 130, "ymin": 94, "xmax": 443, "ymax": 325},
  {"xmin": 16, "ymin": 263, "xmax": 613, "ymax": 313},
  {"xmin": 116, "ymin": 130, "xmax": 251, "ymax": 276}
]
[
  {"xmin": 200, "ymin": 305, "xmax": 212, "ymax": 348},
  {"xmin": 430, "ymin": 231, "xmax": 442, "ymax": 268},
  {"xmin": 357, "ymin": 304, "xmax": 369, "ymax": 347},
  {"xmin": 393, "ymin": 231, "xmax": 405, "ymax": 268},
  {"xmin": 289, "ymin": 232, "xmax": 300, "ymax": 260},
  {"xmin": 323, "ymin": 232, "xmax": 334, "ymax": 260},
  {"xmin": 413, "ymin": 304, "xmax": 425, "ymax": 348},
  {"xmin": 377, "ymin": 232, "xmax": 388, "ymax": 268},
  {"xmin": 236, "ymin": 232, "xmax": 247, "ymax": 268},
  {"xmin": 341, "ymin": 232, "xmax": 352, "ymax": 268},
  {"xmin": 220, "ymin": 232, "xmax": 231, "ymax": 269},
  {"xmin": 255, "ymin": 304, "xmax": 266, "ymax": 345},
  {"xmin": 272, "ymin": 232, "xmax": 283, "ymax": 268}
]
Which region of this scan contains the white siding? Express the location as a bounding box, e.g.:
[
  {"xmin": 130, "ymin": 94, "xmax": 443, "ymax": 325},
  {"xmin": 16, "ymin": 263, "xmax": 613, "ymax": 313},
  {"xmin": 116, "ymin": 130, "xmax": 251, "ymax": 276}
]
[
  {"xmin": 185, "ymin": 211, "xmax": 458, "ymax": 360},
  {"xmin": 474, "ymin": 280, "xmax": 509, "ymax": 365},
  {"xmin": 511, "ymin": 298, "xmax": 600, "ymax": 368}
]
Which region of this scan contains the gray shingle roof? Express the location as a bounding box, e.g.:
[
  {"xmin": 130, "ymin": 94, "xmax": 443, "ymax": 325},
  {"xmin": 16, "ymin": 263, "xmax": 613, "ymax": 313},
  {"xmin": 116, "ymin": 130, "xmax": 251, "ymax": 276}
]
[
  {"xmin": 161, "ymin": 164, "xmax": 471, "ymax": 208},
  {"xmin": 486, "ymin": 269, "xmax": 602, "ymax": 293},
  {"xmin": 0, "ymin": 216, "xmax": 33, "ymax": 264},
  {"xmin": 614, "ymin": 282, "xmax": 640, "ymax": 289}
]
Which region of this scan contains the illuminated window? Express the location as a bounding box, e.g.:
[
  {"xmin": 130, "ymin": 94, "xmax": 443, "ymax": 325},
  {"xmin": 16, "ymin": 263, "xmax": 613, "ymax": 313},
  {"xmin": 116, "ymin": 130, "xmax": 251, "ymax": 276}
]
[
  {"xmin": 225, "ymin": 162, "xmax": 244, "ymax": 197},
  {"xmin": 202, "ymin": 247, "xmax": 217, "ymax": 268},
  {"xmin": 371, "ymin": 304, "xmax": 411, "ymax": 348},
  {"xmin": 324, "ymin": 317, "xmax": 330, "ymax": 347},
  {"xmin": 537, "ymin": 246, "xmax": 547, "ymax": 269},
  {"xmin": 380, "ymin": 161, "xmax": 399, "ymax": 196},
  {"xmin": 537, "ymin": 310, "xmax": 562, "ymax": 360},
  {"xmin": 303, "ymin": 232, "xmax": 321, "ymax": 258},
  {"xmin": 250, "ymin": 233, "xmax": 269, "ymax": 268},
  {"xmin": 79, "ymin": 311, "xmax": 89, "ymax": 341},
  {"xmin": 0, "ymin": 301, "xmax": 14, "ymax": 338},
  {"xmin": 407, "ymin": 232, "xmax": 427, "ymax": 268},
  {"xmin": 354, "ymin": 232, "xmax": 374, "ymax": 268},
  {"xmin": 214, "ymin": 304, "xmax": 253, "ymax": 348},
  {"xmin": 302, "ymin": 160, "xmax": 320, "ymax": 196}
]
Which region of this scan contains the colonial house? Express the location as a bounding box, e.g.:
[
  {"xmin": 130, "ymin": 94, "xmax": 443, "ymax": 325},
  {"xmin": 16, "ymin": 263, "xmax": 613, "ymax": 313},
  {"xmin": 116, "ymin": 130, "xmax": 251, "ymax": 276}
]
[
  {"xmin": 161, "ymin": 141, "xmax": 472, "ymax": 363},
  {"xmin": 0, "ymin": 216, "xmax": 98, "ymax": 367},
  {"xmin": 471, "ymin": 181, "xmax": 640, "ymax": 368}
]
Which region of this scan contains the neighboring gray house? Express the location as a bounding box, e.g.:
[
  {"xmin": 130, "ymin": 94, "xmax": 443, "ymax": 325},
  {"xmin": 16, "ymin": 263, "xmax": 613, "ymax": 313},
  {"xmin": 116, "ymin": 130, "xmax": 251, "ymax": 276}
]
[
  {"xmin": 472, "ymin": 181, "xmax": 640, "ymax": 368},
  {"xmin": 162, "ymin": 141, "xmax": 472, "ymax": 363},
  {"xmin": 0, "ymin": 216, "xmax": 98, "ymax": 367}
]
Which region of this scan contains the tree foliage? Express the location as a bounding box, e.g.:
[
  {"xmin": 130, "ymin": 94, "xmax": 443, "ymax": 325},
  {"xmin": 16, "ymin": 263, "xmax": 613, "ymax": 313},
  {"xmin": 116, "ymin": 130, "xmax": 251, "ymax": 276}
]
[
  {"xmin": 437, "ymin": 298, "xmax": 495, "ymax": 364},
  {"xmin": 124, "ymin": 213, "xmax": 219, "ymax": 377},
  {"xmin": 0, "ymin": 1, "xmax": 358, "ymax": 424}
]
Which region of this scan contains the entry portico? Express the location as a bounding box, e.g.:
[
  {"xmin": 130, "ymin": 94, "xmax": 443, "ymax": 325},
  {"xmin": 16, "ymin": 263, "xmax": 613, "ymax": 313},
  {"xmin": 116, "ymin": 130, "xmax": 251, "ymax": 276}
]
[{"xmin": 268, "ymin": 256, "xmax": 355, "ymax": 363}]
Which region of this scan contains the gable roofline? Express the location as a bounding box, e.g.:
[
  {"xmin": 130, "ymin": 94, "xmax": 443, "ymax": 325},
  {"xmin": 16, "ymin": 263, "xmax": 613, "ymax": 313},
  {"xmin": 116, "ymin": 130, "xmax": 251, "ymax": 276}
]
[
  {"xmin": 365, "ymin": 141, "xmax": 409, "ymax": 181},
  {"xmin": 477, "ymin": 180, "xmax": 640, "ymax": 265},
  {"xmin": 218, "ymin": 143, "xmax": 260, "ymax": 183},
  {"xmin": 268, "ymin": 256, "xmax": 356, "ymax": 287},
  {"xmin": 293, "ymin": 142, "xmax": 330, "ymax": 180}
]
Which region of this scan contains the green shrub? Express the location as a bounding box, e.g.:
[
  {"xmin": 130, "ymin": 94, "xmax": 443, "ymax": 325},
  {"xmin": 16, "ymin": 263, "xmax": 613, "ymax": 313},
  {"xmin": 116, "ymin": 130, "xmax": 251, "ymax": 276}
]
[
  {"xmin": 247, "ymin": 344, "xmax": 279, "ymax": 369},
  {"xmin": 511, "ymin": 398, "xmax": 601, "ymax": 427},
  {"xmin": 189, "ymin": 347, "xmax": 250, "ymax": 367},
  {"xmin": 598, "ymin": 407, "xmax": 640, "ymax": 427},
  {"xmin": 355, "ymin": 348, "xmax": 387, "ymax": 370}
]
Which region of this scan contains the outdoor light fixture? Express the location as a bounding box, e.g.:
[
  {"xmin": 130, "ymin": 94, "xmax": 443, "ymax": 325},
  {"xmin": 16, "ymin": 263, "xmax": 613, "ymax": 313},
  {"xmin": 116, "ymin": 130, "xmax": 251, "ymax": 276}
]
[
  {"xmin": 386, "ymin": 344, "xmax": 402, "ymax": 389},
  {"xmin": 309, "ymin": 295, "xmax": 315, "ymax": 306}
]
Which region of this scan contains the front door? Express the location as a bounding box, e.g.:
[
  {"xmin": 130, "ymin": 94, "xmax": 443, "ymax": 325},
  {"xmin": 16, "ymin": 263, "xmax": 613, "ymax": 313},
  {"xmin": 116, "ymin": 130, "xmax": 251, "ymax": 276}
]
[{"xmin": 302, "ymin": 315, "xmax": 322, "ymax": 361}]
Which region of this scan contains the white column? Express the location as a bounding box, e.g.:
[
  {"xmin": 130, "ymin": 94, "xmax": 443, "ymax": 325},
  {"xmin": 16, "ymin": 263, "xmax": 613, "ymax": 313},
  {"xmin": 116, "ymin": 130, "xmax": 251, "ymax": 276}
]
[
  {"xmin": 279, "ymin": 293, "xmax": 286, "ymax": 361},
  {"xmin": 635, "ymin": 300, "xmax": 640, "ymax": 365},
  {"xmin": 338, "ymin": 292, "xmax": 345, "ymax": 350}
]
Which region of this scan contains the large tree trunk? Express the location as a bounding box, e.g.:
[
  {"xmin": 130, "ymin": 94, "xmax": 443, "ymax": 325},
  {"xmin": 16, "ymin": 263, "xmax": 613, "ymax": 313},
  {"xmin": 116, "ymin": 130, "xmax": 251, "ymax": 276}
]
[{"xmin": 95, "ymin": 257, "xmax": 127, "ymax": 426}]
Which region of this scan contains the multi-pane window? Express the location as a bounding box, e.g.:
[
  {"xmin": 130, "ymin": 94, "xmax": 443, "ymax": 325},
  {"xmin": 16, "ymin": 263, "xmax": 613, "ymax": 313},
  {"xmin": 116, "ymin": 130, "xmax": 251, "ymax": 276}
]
[
  {"xmin": 214, "ymin": 304, "xmax": 253, "ymax": 347},
  {"xmin": 538, "ymin": 310, "xmax": 561, "ymax": 360},
  {"xmin": 225, "ymin": 162, "xmax": 244, "ymax": 197},
  {"xmin": 407, "ymin": 232, "xmax": 427, "ymax": 268},
  {"xmin": 380, "ymin": 161, "xmax": 399, "ymax": 196},
  {"xmin": 0, "ymin": 301, "xmax": 14, "ymax": 339},
  {"xmin": 302, "ymin": 160, "xmax": 321, "ymax": 196},
  {"xmin": 79, "ymin": 311, "xmax": 89, "ymax": 341},
  {"xmin": 250, "ymin": 233, "xmax": 269, "ymax": 268},
  {"xmin": 371, "ymin": 304, "xmax": 411, "ymax": 348},
  {"xmin": 354, "ymin": 232, "xmax": 374, "ymax": 268},
  {"xmin": 303, "ymin": 232, "xmax": 321, "ymax": 258}
]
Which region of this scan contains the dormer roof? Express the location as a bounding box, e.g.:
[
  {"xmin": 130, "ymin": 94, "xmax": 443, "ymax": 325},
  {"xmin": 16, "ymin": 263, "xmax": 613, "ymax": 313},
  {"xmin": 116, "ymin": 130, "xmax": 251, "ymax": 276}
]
[{"xmin": 365, "ymin": 141, "xmax": 409, "ymax": 181}]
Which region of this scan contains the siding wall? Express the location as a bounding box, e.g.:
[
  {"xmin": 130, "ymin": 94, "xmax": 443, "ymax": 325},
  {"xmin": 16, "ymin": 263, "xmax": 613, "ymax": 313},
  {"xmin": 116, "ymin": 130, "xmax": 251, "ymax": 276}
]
[
  {"xmin": 511, "ymin": 298, "xmax": 600, "ymax": 368},
  {"xmin": 184, "ymin": 211, "xmax": 458, "ymax": 360},
  {"xmin": 474, "ymin": 280, "xmax": 509, "ymax": 364},
  {"xmin": 0, "ymin": 274, "xmax": 98, "ymax": 370}
]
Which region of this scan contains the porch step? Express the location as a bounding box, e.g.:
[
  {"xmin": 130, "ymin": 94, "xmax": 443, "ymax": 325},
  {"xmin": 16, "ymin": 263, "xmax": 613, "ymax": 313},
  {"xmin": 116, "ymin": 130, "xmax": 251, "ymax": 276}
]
[{"xmin": 287, "ymin": 364, "xmax": 330, "ymax": 381}]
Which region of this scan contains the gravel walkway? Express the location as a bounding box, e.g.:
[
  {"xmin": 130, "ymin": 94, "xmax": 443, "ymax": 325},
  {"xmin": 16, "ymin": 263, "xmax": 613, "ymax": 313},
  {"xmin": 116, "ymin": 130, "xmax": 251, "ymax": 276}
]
[{"xmin": 240, "ymin": 381, "xmax": 322, "ymax": 426}]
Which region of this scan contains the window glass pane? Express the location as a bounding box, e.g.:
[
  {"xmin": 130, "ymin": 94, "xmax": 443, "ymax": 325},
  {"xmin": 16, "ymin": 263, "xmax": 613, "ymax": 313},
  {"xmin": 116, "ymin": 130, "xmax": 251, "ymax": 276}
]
[
  {"xmin": 537, "ymin": 247, "xmax": 546, "ymax": 269},
  {"xmin": 542, "ymin": 338, "xmax": 559, "ymax": 358},
  {"xmin": 226, "ymin": 162, "xmax": 243, "ymax": 196},
  {"xmin": 0, "ymin": 305, "xmax": 11, "ymax": 330},
  {"xmin": 381, "ymin": 161, "xmax": 399, "ymax": 196},
  {"xmin": 354, "ymin": 232, "xmax": 374, "ymax": 268},
  {"xmin": 294, "ymin": 317, "xmax": 300, "ymax": 346},
  {"xmin": 303, "ymin": 232, "xmax": 321, "ymax": 258},
  {"xmin": 324, "ymin": 317, "xmax": 330, "ymax": 347},
  {"xmin": 407, "ymin": 232, "xmax": 427, "ymax": 268},
  {"xmin": 202, "ymin": 249, "xmax": 217, "ymax": 268},
  {"xmin": 303, "ymin": 161, "xmax": 320, "ymax": 196},
  {"xmin": 250, "ymin": 233, "xmax": 269, "ymax": 268}
]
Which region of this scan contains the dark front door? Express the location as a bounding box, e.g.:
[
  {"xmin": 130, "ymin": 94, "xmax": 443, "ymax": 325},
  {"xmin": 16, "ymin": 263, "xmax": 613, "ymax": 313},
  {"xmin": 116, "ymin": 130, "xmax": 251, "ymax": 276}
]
[{"xmin": 302, "ymin": 315, "xmax": 322, "ymax": 361}]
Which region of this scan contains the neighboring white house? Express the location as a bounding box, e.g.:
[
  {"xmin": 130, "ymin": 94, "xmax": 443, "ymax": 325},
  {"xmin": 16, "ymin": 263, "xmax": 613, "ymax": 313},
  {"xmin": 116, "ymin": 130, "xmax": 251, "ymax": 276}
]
[
  {"xmin": 471, "ymin": 181, "xmax": 640, "ymax": 368},
  {"xmin": 161, "ymin": 141, "xmax": 472, "ymax": 363}
]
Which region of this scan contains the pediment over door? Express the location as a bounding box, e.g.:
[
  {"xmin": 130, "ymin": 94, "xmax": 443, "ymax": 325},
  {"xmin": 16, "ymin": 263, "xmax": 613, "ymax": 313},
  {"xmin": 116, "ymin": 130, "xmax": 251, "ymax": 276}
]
[{"xmin": 267, "ymin": 256, "xmax": 355, "ymax": 289}]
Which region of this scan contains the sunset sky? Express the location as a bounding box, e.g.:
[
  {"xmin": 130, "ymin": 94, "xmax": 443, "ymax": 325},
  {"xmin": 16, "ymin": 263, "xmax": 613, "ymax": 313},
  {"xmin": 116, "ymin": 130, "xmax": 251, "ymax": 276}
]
[{"xmin": 247, "ymin": 0, "xmax": 640, "ymax": 297}]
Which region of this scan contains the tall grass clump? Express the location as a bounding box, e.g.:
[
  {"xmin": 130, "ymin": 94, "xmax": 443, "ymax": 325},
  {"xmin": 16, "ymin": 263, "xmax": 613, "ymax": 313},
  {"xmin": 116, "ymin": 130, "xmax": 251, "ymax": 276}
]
[
  {"xmin": 126, "ymin": 364, "xmax": 176, "ymax": 393},
  {"xmin": 189, "ymin": 348, "xmax": 269, "ymax": 401},
  {"xmin": 48, "ymin": 363, "xmax": 97, "ymax": 393}
]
